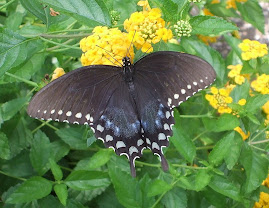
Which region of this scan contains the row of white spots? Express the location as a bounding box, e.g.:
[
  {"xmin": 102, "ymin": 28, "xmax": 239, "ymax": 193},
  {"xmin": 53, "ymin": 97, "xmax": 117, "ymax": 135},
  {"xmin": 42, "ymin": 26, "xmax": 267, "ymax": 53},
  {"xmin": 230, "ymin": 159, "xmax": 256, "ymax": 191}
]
[{"xmin": 40, "ymin": 109, "xmax": 93, "ymax": 120}]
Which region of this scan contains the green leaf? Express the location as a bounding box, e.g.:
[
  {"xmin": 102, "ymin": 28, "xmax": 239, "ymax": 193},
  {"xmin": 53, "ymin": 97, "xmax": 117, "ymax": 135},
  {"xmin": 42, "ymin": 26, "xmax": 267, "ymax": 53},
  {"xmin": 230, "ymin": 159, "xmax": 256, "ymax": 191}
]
[
  {"xmin": 180, "ymin": 38, "xmax": 225, "ymax": 84},
  {"xmin": 20, "ymin": 0, "xmax": 52, "ymax": 26},
  {"xmin": 149, "ymin": 0, "xmax": 178, "ymax": 23},
  {"xmin": 161, "ymin": 187, "xmax": 187, "ymax": 208},
  {"xmin": 3, "ymin": 53, "xmax": 45, "ymax": 83},
  {"xmin": 209, "ymin": 174, "xmax": 242, "ymax": 202},
  {"xmin": 65, "ymin": 170, "xmax": 110, "ymax": 190},
  {"xmin": 4, "ymin": 117, "xmax": 33, "ymax": 159},
  {"xmin": 75, "ymin": 149, "xmax": 113, "ymax": 170},
  {"xmin": 54, "ymin": 184, "xmax": 68, "ymax": 206},
  {"xmin": 147, "ymin": 179, "xmax": 172, "ymax": 197},
  {"xmin": 223, "ymin": 34, "xmax": 242, "ymax": 58},
  {"xmin": 236, "ymin": 0, "xmax": 265, "ymax": 33},
  {"xmin": 224, "ymin": 132, "xmax": 243, "ymax": 170},
  {"xmin": 171, "ymin": 111, "xmax": 196, "ymax": 163},
  {"xmin": 49, "ymin": 159, "xmax": 63, "ymax": 181},
  {"xmin": 209, "ymin": 131, "xmax": 236, "ymax": 165},
  {"xmin": 245, "ymin": 94, "xmax": 269, "ymax": 114},
  {"xmin": 190, "ymin": 15, "xmax": 238, "ymax": 36},
  {"xmin": 56, "ymin": 127, "xmax": 88, "ymax": 150},
  {"xmin": 195, "ymin": 169, "xmax": 212, "ymax": 191},
  {"xmin": 0, "ymin": 131, "xmax": 10, "ymax": 159},
  {"xmin": 230, "ymin": 80, "xmax": 250, "ymax": 103},
  {"xmin": 30, "ymin": 130, "xmax": 51, "ymax": 175},
  {"xmin": 203, "ymin": 114, "xmax": 239, "ymax": 132},
  {"xmin": 108, "ymin": 160, "xmax": 142, "ymax": 208},
  {"xmin": 202, "ymin": 187, "xmax": 227, "ymax": 208},
  {"xmin": 1, "ymin": 97, "xmax": 29, "ymax": 121},
  {"xmin": 240, "ymin": 143, "xmax": 268, "ymax": 193},
  {"xmin": 41, "ymin": 0, "xmax": 111, "ymax": 26},
  {"xmin": 0, "ymin": 28, "xmax": 43, "ymax": 77},
  {"xmin": 5, "ymin": 176, "xmax": 52, "ymax": 204}
]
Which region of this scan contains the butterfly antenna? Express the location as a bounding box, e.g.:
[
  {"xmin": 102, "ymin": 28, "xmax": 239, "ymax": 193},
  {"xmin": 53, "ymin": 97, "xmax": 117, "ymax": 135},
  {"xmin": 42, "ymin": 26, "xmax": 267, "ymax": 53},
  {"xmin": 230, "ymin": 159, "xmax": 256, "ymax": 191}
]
[
  {"xmin": 96, "ymin": 45, "xmax": 123, "ymax": 67},
  {"xmin": 126, "ymin": 30, "xmax": 136, "ymax": 61}
]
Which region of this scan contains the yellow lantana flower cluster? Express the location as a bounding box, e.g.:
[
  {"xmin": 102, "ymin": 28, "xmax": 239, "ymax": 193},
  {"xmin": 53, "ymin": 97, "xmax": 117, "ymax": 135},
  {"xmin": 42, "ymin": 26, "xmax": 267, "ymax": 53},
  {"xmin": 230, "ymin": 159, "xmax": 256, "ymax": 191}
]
[
  {"xmin": 238, "ymin": 39, "xmax": 268, "ymax": 61},
  {"xmin": 226, "ymin": 0, "xmax": 247, "ymax": 9},
  {"xmin": 254, "ymin": 192, "xmax": 269, "ymax": 208},
  {"xmin": 124, "ymin": 3, "xmax": 172, "ymax": 53},
  {"xmin": 80, "ymin": 26, "xmax": 134, "ymax": 66},
  {"xmin": 227, "ymin": 64, "xmax": 245, "ymax": 85},
  {"xmin": 51, "ymin": 67, "xmax": 65, "ymax": 81},
  {"xmin": 251, "ymin": 74, "xmax": 269, "ymax": 94},
  {"xmin": 205, "ymin": 87, "xmax": 233, "ymax": 114}
]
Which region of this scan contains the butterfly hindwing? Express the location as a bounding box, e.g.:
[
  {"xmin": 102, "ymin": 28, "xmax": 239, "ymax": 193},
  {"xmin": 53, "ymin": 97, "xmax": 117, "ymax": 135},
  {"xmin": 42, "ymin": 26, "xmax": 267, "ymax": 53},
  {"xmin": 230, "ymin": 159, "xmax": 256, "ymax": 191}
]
[
  {"xmin": 27, "ymin": 65, "xmax": 122, "ymax": 126},
  {"xmin": 134, "ymin": 51, "xmax": 216, "ymax": 109},
  {"xmin": 133, "ymin": 73, "xmax": 175, "ymax": 170},
  {"xmin": 92, "ymin": 80, "xmax": 146, "ymax": 177}
]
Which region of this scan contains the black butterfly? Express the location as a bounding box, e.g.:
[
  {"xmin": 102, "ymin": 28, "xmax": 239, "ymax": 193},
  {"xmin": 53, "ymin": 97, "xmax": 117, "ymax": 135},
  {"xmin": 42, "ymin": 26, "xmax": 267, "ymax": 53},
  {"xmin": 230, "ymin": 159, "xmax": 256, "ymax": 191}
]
[{"xmin": 27, "ymin": 51, "xmax": 216, "ymax": 177}]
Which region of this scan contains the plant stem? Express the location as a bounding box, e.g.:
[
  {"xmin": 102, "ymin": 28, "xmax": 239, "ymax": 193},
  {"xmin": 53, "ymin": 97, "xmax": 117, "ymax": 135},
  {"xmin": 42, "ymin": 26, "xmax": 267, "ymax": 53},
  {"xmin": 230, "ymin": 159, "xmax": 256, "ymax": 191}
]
[
  {"xmin": 0, "ymin": 0, "xmax": 17, "ymax": 10},
  {"xmin": 151, "ymin": 178, "xmax": 180, "ymax": 208},
  {"xmin": 39, "ymin": 36, "xmax": 80, "ymax": 50},
  {"xmin": 196, "ymin": 145, "xmax": 214, "ymax": 150},
  {"xmin": 249, "ymin": 126, "xmax": 269, "ymax": 143},
  {"xmin": 251, "ymin": 139, "xmax": 269, "ymax": 145},
  {"xmin": 0, "ymin": 170, "xmax": 26, "ymax": 181},
  {"xmin": 172, "ymin": 164, "xmax": 208, "ymax": 169},
  {"xmin": 5, "ymin": 72, "xmax": 38, "ymax": 87},
  {"xmin": 135, "ymin": 161, "xmax": 161, "ymax": 168},
  {"xmin": 40, "ymin": 33, "xmax": 91, "ymax": 39},
  {"xmin": 192, "ymin": 130, "xmax": 208, "ymax": 142},
  {"xmin": 180, "ymin": 114, "xmax": 213, "ymax": 118},
  {"xmin": 46, "ymin": 39, "xmax": 76, "ymax": 51}
]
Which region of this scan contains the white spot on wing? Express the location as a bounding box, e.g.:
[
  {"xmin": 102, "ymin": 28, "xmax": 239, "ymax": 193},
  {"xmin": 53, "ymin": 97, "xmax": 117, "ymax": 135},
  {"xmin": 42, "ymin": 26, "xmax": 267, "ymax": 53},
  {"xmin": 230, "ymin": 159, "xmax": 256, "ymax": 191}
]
[
  {"xmin": 85, "ymin": 114, "xmax": 91, "ymax": 120},
  {"xmin": 200, "ymin": 79, "xmax": 203, "ymax": 83},
  {"xmin": 51, "ymin": 109, "xmax": 55, "ymax": 114},
  {"xmin": 97, "ymin": 124, "xmax": 104, "ymax": 132},
  {"xmin": 181, "ymin": 89, "xmax": 186, "ymax": 94},
  {"xmin": 66, "ymin": 111, "xmax": 72, "ymax": 117},
  {"xmin": 98, "ymin": 137, "xmax": 104, "ymax": 142},
  {"xmin": 116, "ymin": 141, "xmax": 126, "ymax": 149},
  {"xmin": 44, "ymin": 110, "xmax": 47, "ymax": 114},
  {"xmin": 152, "ymin": 142, "xmax": 160, "ymax": 150},
  {"xmin": 146, "ymin": 138, "xmax": 151, "ymax": 144},
  {"xmin": 75, "ymin": 112, "xmax": 82, "ymax": 118},
  {"xmin": 164, "ymin": 123, "xmax": 170, "ymax": 130},
  {"xmin": 106, "ymin": 135, "xmax": 113, "ymax": 142},
  {"xmin": 166, "ymin": 111, "xmax": 171, "ymax": 119},
  {"xmin": 187, "ymin": 85, "xmax": 191, "ymax": 89},
  {"xmin": 193, "ymin": 82, "xmax": 198, "ymax": 86},
  {"xmin": 158, "ymin": 133, "xmax": 166, "ymax": 140},
  {"xmin": 137, "ymin": 139, "xmax": 144, "ymax": 146},
  {"xmin": 58, "ymin": 110, "xmax": 63, "ymax": 115},
  {"xmin": 129, "ymin": 146, "xmax": 139, "ymax": 155},
  {"xmin": 174, "ymin": 94, "xmax": 179, "ymax": 99}
]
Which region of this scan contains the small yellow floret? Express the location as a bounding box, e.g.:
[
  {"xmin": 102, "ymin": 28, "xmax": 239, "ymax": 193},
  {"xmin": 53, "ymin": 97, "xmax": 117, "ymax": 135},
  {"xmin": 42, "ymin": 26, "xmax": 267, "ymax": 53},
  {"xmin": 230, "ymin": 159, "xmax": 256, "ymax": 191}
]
[{"xmin": 51, "ymin": 67, "xmax": 65, "ymax": 81}]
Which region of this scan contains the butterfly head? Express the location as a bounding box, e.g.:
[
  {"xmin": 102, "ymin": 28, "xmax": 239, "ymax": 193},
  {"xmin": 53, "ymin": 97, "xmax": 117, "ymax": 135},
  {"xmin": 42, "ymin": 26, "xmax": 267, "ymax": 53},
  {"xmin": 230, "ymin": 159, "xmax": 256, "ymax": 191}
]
[
  {"xmin": 122, "ymin": 56, "xmax": 132, "ymax": 67},
  {"xmin": 122, "ymin": 56, "xmax": 134, "ymax": 82}
]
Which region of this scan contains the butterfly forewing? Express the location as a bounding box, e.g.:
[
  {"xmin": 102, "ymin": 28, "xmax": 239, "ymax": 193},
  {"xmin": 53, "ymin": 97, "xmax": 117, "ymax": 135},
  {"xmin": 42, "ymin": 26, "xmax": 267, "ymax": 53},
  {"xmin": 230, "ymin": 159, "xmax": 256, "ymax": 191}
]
[
  {"xmin": 134, "ymin": 51, "xmax": 216, "ymax": 109},
  {"xmin": 27, "ymin": 65, "xmax": 122, "ymax": 125}
]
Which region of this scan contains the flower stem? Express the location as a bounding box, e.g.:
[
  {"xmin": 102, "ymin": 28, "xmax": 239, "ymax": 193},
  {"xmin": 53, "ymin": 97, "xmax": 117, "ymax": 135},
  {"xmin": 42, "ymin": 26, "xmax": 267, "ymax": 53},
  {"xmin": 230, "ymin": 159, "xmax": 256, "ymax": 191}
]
[
  {"xmin": 179, "ymin": 114, "xmax": 213, "ymax": 118},
  {"xmin": 5, "ymin": 72, "xmax": 38, "ymax": 87},
  {"xmin": 39, "ymin": 36, "xmax": 80, "ymax": 50},
  {"xmin": 0, "ymin": 0, "xmax": 16, "ymax": 10},
  {"xmin": 251, "ymin": 139, "xmax": 269, "ymax": 145},
  {"xmin": 249, "ymin": 126, "xmax": 269, "ymax": 143},
  {"xmin": 0, "ymin": 170, "xmax": 26, "ymax": 181}
]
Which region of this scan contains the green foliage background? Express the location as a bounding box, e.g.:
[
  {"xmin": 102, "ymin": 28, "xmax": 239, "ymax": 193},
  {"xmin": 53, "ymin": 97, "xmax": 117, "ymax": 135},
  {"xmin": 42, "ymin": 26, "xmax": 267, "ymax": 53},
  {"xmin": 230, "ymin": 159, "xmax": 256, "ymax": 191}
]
[{"xmin": 0, "ymin": 0, "xmax": 268, "ymax": 207}]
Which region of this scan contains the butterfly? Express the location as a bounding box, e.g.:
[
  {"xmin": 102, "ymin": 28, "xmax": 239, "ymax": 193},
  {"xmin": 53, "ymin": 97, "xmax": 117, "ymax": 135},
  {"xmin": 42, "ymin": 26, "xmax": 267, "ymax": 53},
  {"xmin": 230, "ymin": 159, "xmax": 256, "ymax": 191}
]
[{"xmin": 27, "ymin": 51, "xmax": 216, "ymax": 177}]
